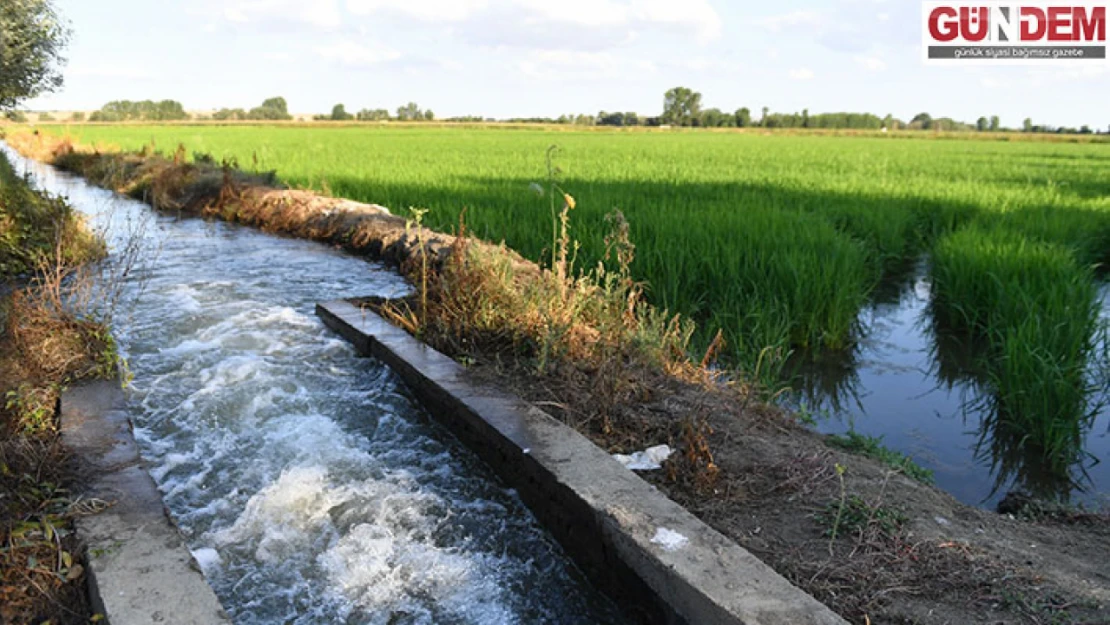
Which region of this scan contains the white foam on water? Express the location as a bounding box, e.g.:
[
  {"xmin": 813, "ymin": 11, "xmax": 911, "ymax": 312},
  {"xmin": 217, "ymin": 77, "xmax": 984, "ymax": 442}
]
[
  {"xmin": 158, "ymin": 338, "xmax": 220, "ymax": 357},
  {"xmin": 191, "ymin": 547, "xmax": 221, "ymax": 573},
  {"xmin": 165, "ymin": 283, "xmax": 203, "ymax": 313},
  {"xmin": 210, "ymin": 466, "xmax": 344, "ymax": 563}
]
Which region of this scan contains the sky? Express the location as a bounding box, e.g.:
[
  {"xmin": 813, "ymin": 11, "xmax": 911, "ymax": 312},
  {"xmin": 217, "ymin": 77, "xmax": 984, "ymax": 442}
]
[{"xmin": 24, "ymin": 0, "xmax": 1110, "ymax": 129}]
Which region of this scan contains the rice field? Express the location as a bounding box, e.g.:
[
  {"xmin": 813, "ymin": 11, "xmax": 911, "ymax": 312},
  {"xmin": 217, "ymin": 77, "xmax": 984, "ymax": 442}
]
[{"xmin": 36, "ymin": 123, "xmax": 1110, "ymax": 501}]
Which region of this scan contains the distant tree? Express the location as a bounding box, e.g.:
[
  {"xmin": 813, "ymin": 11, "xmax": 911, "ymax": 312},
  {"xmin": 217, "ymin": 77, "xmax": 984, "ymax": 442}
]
[
  {"xmin": 989, "ymin": 115, "xmax": 1000, "ymax": 131},
  {"xmin": 356, "ymin": 108, "xmax": 390, "ymax": 121},
  {"xmin": 597, "ymin": 111, "xmax": 623, "ymax": 126},
  {"xmin": 910, "ymin": 112, "xmax": 933, "ymax": 130},
  {"xmin": 4, "ymin": 110, "xmax": 28, "ymax": 122},
  {"xmin": 597, "ymin": 111, "xmax": 639, "ymax": 127},
  {"xmin": 735, "ymin": 107, "xmax": 751, "ymax": 127},
  {"xmin": 213, "ymin": 108, "xmax": 247, "ymax": 121},
  {"xmin": 698, "ymin": 108, "xmax": 731, "ymax": 128},
  {"xmin": 89, "ymin": 100, "xmax": 188, "ymax": 122},
  {"xmin": 37, "ymin": 111, "xmax": 54, "ymax": 121},
  {"xmin": 395, "ymin": 102, "xmax": 422, "ymax": 121},
  {"xmin": 70, "ymin": 111, "xmax": 84, "ymax": 121},
  {"xmin": 976, "ymin": 116, "xmax": 989, "ymax": 132},
  {"xmin": 330, "ymin": 103, "xmax": 353, "ymax": 121},
  {"xmin": 0, "ymin": 0, "xmax": 70, "ymax": 110},
  {"xmin": 261, "ymin": 97, "xmax": 288, "ymax": 114},
  {"xmin": 882, "ymin": 113, "xmax": 894, "ymax": 129},
  {"xmin": 1023, "ymin": 118, "xmax": 1033, "ymax": 132},
  {"xmin": 805, "ymin": 112, "xmax": 884, "ymax": 129},
  {"xmin": 761, "ymin": 106, "xmax": 769, "ymax": 127},
  {"xmin": 248, "ymin": 96, "xmax": 292, "ymax": 120},
  {"xmin": 661, "ymin": 87, "xmax": 702, "ymax": 126},
  {"xmin": 929, "ymin": 117, "xmax": 971, "ymax": 132},
  {"xmin": 423, "ymin": 110, "xmax": 434, "ymax": 121},
  {"xmin": 802, "ymin": 108, "xmax": 810, "ymax": 128}
]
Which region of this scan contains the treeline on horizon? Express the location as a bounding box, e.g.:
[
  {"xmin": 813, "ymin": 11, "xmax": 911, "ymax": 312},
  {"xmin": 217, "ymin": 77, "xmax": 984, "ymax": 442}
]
[{"xmin": 7, "ymin": 86, "xmax": 1106, "ymax": 135}]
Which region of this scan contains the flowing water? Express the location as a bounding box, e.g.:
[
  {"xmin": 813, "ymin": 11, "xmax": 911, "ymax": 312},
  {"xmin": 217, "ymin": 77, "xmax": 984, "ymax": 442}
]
[
  {"xmin": 787, "ymin": 263, "xmax": 1110, "ymax": 509},
  {"xmin": 3, "ymin": 145, "xmax": 628, "ymax": 625}
]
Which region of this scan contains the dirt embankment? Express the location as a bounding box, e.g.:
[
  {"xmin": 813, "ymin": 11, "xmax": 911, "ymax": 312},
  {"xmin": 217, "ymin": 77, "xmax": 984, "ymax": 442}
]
[{"xmin": 5, "ymin": 130, "xmax": 1108, "ymax": 625}]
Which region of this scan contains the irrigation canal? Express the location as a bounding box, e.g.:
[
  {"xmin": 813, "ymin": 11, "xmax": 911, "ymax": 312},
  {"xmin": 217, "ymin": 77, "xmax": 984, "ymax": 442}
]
[
  {"xmin": 3, "ymin": 139, "xmax": 1107, "ymax": 621},
  {"xmin": 3, "ymin": 144, "xmax": 630, "ymax": 624}
]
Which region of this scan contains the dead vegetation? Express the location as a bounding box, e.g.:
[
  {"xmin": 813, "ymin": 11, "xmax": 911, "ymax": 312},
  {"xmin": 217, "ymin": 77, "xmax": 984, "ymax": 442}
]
[
  {"xmin": 1, "ymin": 148, "xmax": 119, "ymax": 624},
  {"xmin": 6, "ymin": 129, "xmax": 1109, "ymax": 625}
]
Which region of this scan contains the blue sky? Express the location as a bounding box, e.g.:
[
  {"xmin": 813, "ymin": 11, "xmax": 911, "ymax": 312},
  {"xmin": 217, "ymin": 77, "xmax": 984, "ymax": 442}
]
[{"xmin": 26, "ymin": 0, "xmax": 1109, "ymax": 128}]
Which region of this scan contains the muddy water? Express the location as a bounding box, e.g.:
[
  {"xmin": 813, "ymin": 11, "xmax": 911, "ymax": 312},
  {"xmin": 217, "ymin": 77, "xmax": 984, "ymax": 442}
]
[
  {"xmin": 3, "ymin": 145, "xmax": 628, "ymax": 624},
  {"xmin": 787, "ymin": 263, "xmax": 1109, "ymax": 509}
]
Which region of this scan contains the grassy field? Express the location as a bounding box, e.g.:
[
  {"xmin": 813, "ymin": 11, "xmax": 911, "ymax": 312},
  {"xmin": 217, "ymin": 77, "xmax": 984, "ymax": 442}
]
[
  {"xmin": 40, "ymin": 125, "xmax": 1110, "ymax": 353},
  {"xmin": 18, "ymin": 123, "xmax": 1110, "ymax": 498}
]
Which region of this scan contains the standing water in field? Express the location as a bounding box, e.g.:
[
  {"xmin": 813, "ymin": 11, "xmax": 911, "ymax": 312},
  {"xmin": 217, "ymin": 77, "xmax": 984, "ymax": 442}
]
[
  {"xmin": 786, "ymin": 262, "xmax": 1110, "ymax": 509},
  {"xmin": 1, "ymin": 145, "xmax": 628, "ymax": 624}
]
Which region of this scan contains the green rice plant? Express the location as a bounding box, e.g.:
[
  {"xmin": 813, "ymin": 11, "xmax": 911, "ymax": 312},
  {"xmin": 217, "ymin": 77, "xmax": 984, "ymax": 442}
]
[
  {"xmin": 980, "ymin": 204, "xmax": 1110, "ymax": 272},
  {"xmin": 21, "ymin": 124, "xmax": 1110, "ymax": 379},
  {"xmin": 931, "ymin": 227, "xmax": 1099, "ymax": 359},
  {"xmin": 931, "ymin": 227, "xmax": 1103, "ymax": 499},
  {"xmin": 641, "ymin": 204, "xmax": 873, "ymax": 367}
]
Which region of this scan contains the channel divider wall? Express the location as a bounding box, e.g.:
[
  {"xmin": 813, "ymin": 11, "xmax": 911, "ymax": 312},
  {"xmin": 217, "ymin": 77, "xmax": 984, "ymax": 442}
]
[
  {"xmin": 60, "ymin": 379, "xmax": 230, "ymax": 624},
  {"xmin": 317, "ymin": 299, "xmax": 848, "ymax": 625}
]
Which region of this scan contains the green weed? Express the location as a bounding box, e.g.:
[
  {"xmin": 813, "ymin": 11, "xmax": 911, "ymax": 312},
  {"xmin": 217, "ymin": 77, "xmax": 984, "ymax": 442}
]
[{"xmin": 827, "ymin": 431, "xmax": 935, "ymax": 484}]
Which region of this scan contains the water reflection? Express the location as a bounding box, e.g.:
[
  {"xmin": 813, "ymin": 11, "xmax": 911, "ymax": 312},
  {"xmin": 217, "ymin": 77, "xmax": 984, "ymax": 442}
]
[
  {"xmin": 928, "ymin": 312, "xmax": 1106, "ymax": 503},
  {"xmin": 785, "ymin": 263, "xmax": 1109, "ymax": 508}
]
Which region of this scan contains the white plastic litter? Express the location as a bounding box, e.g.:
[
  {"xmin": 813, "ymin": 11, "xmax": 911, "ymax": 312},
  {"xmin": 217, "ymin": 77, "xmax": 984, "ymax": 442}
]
[
  {"xmin": 612, "ymin": 445, "xmax": 673, "ymax": 471},
  {"xmin": 651, "ymin": 527, "xmax": 689, "ymax": 552}
]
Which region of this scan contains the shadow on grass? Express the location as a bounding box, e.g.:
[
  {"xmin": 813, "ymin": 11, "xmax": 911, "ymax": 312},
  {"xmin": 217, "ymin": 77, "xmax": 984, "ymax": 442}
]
[{"xmin": 311, "ymin": 172, "xmax": 1110, "ymax": 504}]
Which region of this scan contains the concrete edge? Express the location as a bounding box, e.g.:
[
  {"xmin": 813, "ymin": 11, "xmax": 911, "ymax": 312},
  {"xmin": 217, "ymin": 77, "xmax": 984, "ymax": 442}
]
[
  {"xmin": 317, "ymin": 299, "xmax": 849, "ymax": 625},
  {"xmin": 60, "ymin": 379, "xmax": 231, "ymax": 624}
]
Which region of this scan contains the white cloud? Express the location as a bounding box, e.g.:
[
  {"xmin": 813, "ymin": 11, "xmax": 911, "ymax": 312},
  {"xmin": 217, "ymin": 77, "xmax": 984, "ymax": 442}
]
[
  {"xmin": 346, "ymin": 0, "xmax": 488, "ymax": 22},
  {"xmin": 70, "ymin": 64, "xmax": 153, "ymax": 80},
  {"xmin": 220, "ymin": 0, "xmax": 342, "ymax": 29},
  {"xmin": 854, "ymin": 55, "xmax": 887, "ymax": 72},
  {"xmin": 347, "ymin": 0, "xmax": 722, "ymax": 43},
  {"xmin": 317, "ymin": 41, "xmax": 402, "ymax": 67},
  {"xmin": 517, "ymin": 49, "xmax": 656, "ymax": 80},
  {"xmin": 755, "ymin": 5, "xmax": 918, "ymax": 53},
  {"xmin": 788, "ymin": 67, "xmax": 815, "ymax": 80},
  {"xmin": 678, "ymin": 57, "xmax": 742, "ymax": 74},
  {"xmin": 756, "ymin": 11, "xmax": 821, "ymax": 33}
]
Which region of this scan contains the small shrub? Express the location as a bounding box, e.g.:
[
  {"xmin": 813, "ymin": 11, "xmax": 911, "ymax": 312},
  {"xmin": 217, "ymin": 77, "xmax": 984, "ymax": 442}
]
[{"xmin": 817, "ymin": 495, "xmax": 908, "ymax": 539}]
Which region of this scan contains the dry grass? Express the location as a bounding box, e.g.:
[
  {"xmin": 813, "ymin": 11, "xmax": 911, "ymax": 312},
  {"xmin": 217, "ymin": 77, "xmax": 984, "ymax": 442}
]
[
  {"xmin": 0, "ymin": 147, "xmax": 120, "ymax": 624},
  {"xmin": 0, "ymin": 435, "xmax": 91, "ymax": 625},
  {"xmin": 367, "ymin": 204, "xmax": 726, "ymax": 451}
]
